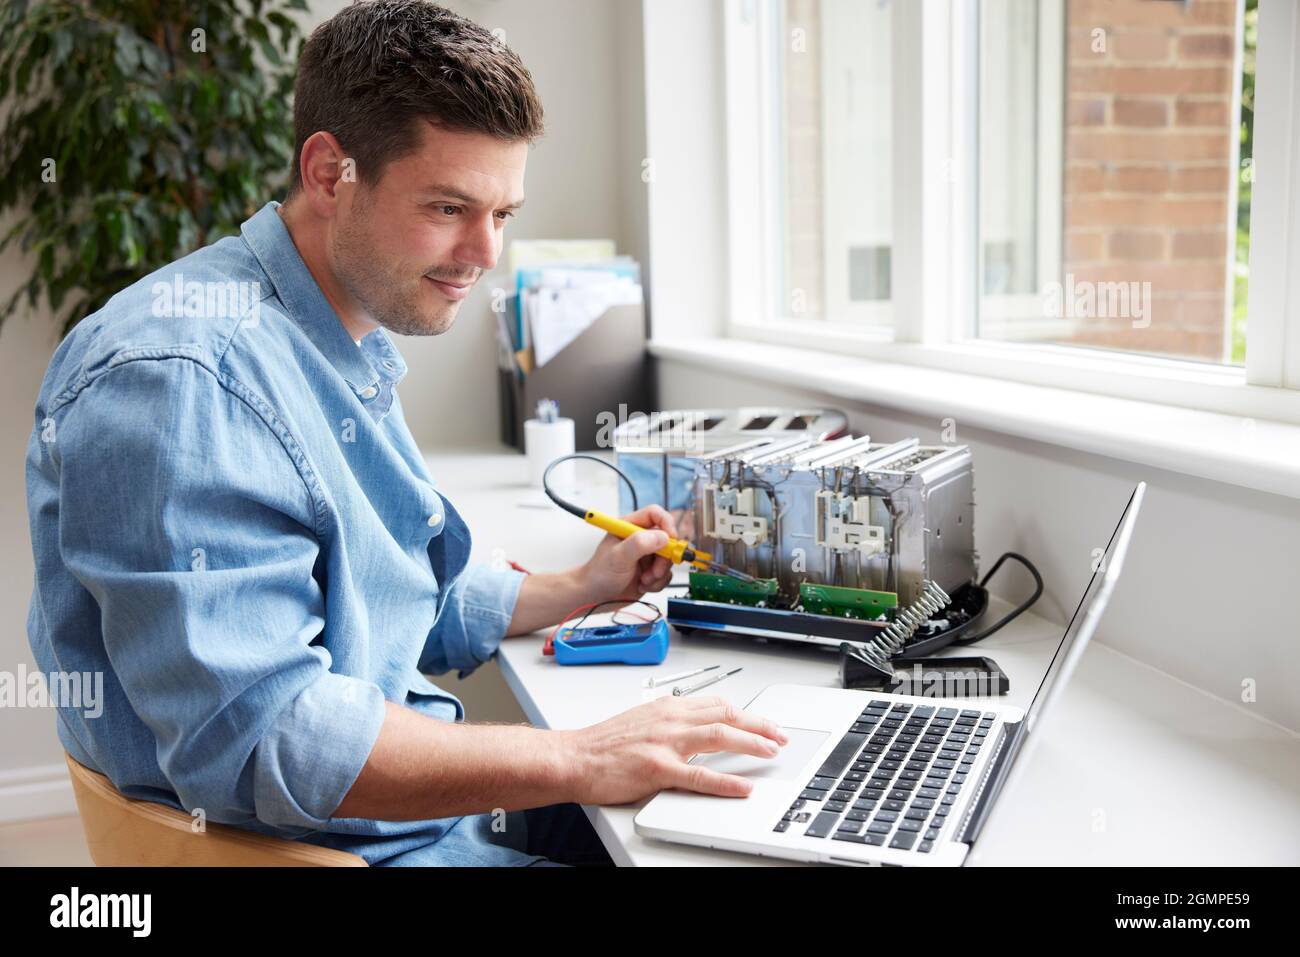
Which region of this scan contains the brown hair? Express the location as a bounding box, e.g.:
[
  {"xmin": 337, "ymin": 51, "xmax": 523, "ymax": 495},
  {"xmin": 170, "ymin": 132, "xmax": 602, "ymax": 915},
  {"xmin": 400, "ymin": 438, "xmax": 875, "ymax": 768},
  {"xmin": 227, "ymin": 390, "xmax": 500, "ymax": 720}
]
[{"xmin": 288, "ymin": 0, "xmax": 544, "ymax": 193}]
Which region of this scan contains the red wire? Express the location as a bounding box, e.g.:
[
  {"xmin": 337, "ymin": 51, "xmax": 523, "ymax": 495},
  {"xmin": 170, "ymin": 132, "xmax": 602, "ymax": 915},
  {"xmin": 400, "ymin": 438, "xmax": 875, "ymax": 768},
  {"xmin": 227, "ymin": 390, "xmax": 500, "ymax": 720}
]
[
  {"xmin": 543, "ymin": 603, "xmax": 596, "ymax": 656},
  {"xmin": 542, "ymin": 601, "xmax": 659, "ymax": 656}
]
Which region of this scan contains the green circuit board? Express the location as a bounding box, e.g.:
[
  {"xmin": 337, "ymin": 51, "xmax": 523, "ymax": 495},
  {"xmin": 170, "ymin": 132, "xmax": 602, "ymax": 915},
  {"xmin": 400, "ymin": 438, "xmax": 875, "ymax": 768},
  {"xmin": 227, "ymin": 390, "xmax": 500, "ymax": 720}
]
[
  {"xmin": 688, "ymin": 571, "xmax": 780, "ymax": 606},
  {"xmin": 798, "ymin": 582, "xmax": 898, "ymax": 620}
]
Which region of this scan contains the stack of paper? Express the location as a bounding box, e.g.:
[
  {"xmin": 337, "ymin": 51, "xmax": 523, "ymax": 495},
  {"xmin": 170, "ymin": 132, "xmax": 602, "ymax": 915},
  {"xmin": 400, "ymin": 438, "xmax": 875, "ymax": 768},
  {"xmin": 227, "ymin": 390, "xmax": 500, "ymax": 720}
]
[{"xmin": 494, "ymin": 240, "xmax": 643, "ymax": 376}]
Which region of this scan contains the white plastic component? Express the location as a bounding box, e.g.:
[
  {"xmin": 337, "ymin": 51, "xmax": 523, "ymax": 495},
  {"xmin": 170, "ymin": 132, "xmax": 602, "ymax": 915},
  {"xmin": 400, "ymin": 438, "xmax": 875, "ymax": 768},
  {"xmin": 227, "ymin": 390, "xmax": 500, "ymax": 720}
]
[
  {"xmin": 704, "ymin": 484, "xmax": 768, "ymax": 546},
  {"xmin": 815, "ymin": 491, "xmax": 885, "ymax": 556}
]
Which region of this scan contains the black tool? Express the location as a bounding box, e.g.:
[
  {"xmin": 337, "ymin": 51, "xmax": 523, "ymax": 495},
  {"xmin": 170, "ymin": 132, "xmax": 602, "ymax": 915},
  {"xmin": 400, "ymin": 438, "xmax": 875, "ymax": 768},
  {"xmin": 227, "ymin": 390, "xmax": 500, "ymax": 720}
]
[{"xmin": 840, "ymin": 650, "xmax": 1010, "ymax": 696}]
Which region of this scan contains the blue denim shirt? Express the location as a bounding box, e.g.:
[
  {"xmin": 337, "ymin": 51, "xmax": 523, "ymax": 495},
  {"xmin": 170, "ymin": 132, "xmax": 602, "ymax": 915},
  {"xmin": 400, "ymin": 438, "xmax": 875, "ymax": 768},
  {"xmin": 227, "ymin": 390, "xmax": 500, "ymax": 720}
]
[{"xmin": 26, "ymin": 201, "xmax": 538, "ymax": 865}]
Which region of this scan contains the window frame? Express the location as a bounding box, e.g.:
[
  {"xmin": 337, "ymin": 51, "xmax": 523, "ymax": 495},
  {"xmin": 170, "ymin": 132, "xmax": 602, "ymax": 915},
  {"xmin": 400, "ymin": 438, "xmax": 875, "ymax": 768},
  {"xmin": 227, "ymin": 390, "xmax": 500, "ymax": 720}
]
[
  {"xmin": 721, "ymin": 0, "xmax": 1300, "ymax": 425},
  {"xmin": 816, "ymin": 0, "xmax": 896, "ymax": 328},
  {"xmin": 974, "ymin": 0, "xmax": 1066, "ymax": 341}
]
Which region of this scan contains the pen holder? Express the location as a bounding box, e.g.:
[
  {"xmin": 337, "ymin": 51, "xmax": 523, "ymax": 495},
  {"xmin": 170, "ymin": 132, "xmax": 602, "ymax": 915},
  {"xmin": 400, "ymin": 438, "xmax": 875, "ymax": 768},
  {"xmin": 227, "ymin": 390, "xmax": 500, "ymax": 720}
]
[{"xmin": 525, "ymin": 415, "xmax": 575, "ymax": 490}]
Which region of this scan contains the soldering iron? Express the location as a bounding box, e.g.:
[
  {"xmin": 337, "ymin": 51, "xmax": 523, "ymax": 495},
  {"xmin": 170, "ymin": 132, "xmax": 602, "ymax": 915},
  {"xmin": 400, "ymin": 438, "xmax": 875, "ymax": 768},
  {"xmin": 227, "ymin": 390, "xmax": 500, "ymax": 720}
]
[{"xmin": 542, "ymin": 454, "xmax": 756, "ymax": 582}]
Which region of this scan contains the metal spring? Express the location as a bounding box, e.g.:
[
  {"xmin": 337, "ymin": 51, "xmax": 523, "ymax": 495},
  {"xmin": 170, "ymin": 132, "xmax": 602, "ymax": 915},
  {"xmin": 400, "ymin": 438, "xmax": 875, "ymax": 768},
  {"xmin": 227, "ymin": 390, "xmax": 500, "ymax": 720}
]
[{"xmin": 856, "ymin": 580, "xmax": 951, "ymax": 667}]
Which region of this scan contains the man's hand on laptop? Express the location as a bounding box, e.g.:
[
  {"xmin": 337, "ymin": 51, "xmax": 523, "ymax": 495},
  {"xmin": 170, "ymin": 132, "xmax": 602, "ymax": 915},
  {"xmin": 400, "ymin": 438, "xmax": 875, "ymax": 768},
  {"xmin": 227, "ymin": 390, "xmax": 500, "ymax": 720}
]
[{"xmin": 558, "ymin": 696, "xmax": 790, "ymax": 804}]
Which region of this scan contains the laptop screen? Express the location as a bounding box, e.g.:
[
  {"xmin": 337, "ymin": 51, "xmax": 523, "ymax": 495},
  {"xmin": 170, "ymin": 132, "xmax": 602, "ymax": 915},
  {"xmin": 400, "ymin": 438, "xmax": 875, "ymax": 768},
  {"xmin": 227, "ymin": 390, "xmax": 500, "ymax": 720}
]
[{"xmin": 1023, "ymin": 483, "xmax": 1145, "ymax": 734}]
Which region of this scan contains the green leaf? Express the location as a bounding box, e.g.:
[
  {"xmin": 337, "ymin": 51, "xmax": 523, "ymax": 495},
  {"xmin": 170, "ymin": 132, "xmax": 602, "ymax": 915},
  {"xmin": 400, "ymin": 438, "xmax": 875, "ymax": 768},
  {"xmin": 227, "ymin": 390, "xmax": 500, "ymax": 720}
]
[
  {"xmin": 38, "ymin": 241, "xmax": 54, "ymax": 281},
  {"xmin": 80, "ymin": 228, "xmax": 98, "ymax": 272},
  {"xmin": 112, "ymin": 31, "xmax": 138, "ymax": 75},
  {"xmin": 105, "ymin": 209, "xmax": 122, "ymax": 248},
  {"xmin": 257, "ymin": 36, "xmax": 282, "ymax": 66},
  {"xmin": 145, "ymin": 99, "xmax": 169, "ymax": 124},
  {"xmin": 52, "ymin": 30, "xmax": 72, "ymax": 67}
]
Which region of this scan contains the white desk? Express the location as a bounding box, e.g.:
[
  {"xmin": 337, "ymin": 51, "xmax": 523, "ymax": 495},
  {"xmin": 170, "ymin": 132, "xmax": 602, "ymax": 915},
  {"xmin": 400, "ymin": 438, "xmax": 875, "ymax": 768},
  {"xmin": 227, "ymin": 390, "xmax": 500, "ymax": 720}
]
[{"xmin": 430, "ymin": 447, "xmax": 1300, "ymax": 866}]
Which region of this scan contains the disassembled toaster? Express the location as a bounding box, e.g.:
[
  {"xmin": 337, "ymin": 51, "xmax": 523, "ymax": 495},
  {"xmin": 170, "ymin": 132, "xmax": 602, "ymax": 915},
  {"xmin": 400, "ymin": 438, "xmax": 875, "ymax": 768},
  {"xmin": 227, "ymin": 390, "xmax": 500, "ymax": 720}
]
[{"xmin": 666, "ymin": 433, "xmax": 991, "ymax": 655}]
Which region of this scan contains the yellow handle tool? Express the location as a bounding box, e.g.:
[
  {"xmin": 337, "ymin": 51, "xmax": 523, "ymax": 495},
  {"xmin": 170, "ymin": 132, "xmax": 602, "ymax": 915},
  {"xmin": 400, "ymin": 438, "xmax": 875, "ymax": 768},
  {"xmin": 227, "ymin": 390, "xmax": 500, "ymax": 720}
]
[
  {"xmin": 541, "ymin": 453, "xmax": 756, "ymax": 583},
  {"xmin": 581, "ymin": 508, "xmax": 755, "ymax": 582}
]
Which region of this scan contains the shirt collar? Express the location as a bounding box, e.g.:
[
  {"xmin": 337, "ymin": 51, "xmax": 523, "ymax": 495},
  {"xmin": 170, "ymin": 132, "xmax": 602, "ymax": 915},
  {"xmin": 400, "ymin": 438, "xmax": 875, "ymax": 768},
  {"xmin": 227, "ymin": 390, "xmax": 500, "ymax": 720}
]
[{"xmin": 240, "ymin": 201, "xmax": 403, "ymax": 398}]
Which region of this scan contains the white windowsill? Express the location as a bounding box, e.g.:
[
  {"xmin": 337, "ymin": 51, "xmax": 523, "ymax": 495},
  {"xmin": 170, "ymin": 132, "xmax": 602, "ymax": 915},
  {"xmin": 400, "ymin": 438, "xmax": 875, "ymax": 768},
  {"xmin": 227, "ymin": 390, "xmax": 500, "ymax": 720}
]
[
  {"xmin": 649, "ymin": 335, "xmax": 1300, "ymax": 501},
  {"xmin": 726, "ymin": 317, "xmax": 1300, "ymax": 423}
]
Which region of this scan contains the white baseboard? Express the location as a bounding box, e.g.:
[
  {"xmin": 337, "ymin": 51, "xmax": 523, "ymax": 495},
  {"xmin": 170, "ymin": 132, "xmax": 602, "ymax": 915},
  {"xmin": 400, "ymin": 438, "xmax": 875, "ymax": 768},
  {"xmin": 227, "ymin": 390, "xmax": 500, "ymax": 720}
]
[{"xmin": 0, "ymin": 763, "xmax": 76, "ymax": 824}]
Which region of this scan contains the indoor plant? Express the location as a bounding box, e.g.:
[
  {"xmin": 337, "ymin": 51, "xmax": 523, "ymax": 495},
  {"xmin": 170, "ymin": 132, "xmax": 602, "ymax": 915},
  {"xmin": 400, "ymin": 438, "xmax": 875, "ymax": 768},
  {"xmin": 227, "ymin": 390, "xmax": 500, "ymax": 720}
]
[{"xmin": 0, "ymin": 0, "xmax": 307, "ymax": 334}]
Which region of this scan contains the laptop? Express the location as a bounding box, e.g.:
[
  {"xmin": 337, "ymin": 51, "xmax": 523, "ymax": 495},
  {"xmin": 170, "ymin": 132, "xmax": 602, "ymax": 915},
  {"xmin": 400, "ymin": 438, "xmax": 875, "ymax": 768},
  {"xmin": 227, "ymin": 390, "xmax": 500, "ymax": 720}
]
[{"xmin": 635, "ymin": 483, "xmax": 1145, "ymax": 866}]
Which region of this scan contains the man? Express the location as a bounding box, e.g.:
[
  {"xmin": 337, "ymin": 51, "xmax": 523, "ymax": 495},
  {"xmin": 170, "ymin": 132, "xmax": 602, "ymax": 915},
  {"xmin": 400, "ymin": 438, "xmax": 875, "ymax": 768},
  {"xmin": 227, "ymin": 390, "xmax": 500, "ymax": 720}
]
[{"xmin": 25, "ymin": 0, "xmax": 787, "ymax": 867}]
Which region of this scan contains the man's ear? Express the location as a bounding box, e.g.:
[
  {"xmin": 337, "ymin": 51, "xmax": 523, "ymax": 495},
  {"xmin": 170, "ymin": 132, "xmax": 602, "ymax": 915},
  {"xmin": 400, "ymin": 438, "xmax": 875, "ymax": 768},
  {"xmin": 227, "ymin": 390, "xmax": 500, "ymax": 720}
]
[{"xmin": 296, "ymin": 131, "xmax": 355, "ymax": 217}]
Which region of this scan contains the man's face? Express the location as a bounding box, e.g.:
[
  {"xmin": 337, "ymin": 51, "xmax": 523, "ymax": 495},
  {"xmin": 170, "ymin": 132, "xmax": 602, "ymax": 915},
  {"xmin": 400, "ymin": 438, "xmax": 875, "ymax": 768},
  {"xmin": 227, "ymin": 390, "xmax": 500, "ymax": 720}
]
[{"xmin": 331, "ymin": 123, "xmax": 528, "ymax": 337}]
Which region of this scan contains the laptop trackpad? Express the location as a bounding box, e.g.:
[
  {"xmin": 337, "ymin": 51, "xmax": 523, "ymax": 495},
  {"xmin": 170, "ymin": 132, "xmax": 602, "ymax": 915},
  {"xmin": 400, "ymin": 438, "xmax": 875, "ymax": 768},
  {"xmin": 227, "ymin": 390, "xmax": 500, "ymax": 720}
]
[{"xmin": 692, "ymin": 727, "xmax": 829, "ymax": 781}]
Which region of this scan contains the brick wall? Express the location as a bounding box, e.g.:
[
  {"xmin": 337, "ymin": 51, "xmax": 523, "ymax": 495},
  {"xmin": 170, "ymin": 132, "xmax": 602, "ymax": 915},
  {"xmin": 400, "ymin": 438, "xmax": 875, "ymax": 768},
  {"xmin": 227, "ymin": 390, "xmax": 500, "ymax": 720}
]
[
  {"xmin": 1063, "ymin": 0, "xmax": 1241, "ymax": 360},
  {"xmin": 778, "ymin": 0, "xmax": 1242, "ymax": 359}
]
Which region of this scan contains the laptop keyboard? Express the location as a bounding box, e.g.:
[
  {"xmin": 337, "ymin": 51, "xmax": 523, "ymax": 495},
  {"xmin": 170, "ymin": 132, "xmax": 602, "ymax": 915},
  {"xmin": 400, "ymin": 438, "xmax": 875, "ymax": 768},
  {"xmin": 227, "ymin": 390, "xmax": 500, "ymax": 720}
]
[{"xmin": 773, "ymin": 700, "xmax": 997, "ymax": 854}]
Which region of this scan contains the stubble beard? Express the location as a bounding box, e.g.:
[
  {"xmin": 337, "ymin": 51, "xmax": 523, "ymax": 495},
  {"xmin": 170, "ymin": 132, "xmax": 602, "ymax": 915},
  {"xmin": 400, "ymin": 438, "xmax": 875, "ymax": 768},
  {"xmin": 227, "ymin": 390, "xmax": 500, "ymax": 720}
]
[{"xmin": 332, "ymin": 201, "xmax": 462, "ymax": 338}]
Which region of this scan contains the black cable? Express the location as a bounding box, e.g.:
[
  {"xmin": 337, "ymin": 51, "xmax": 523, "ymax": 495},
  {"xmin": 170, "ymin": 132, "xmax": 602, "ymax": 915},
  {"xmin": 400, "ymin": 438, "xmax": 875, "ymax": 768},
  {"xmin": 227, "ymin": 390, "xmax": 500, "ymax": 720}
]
[
  {"xmin": 539, "ymin": 452, "xmax": 714, "ymax": 572},
  {"xmin": 954, "ymin": 551, "xmax": 1043, "ymax": 645},
  {"xmin": 542, "ymin": 453, "xmax": 639, "ymax": 518},
  {"xmin": 568, "ymin": 599, "xmax": 662, "ymax": 632}
]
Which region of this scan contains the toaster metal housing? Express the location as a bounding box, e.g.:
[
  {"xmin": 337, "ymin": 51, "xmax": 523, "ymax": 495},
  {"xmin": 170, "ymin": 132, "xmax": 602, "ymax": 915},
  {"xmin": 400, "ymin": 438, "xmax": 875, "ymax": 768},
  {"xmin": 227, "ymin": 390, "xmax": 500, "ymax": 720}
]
[{"xmin": 667, "ymin": 433, "xmax": 980, "ymax": 649}]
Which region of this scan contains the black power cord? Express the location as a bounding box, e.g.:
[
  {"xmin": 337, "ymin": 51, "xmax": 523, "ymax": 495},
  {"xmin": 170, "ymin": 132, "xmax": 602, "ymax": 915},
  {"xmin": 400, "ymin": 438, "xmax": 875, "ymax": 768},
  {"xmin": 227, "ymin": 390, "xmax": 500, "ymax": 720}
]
[
  {"xmin": 542, "ymin": 453, "xmax": 640, "ymax": 518},
  {"xmin": 839, "ymin": 552, "xmax": 1044, "ymax": 691},
  {"xmin": 568, "ymin": 599, "xmax": 662, "ymax": 631},
  {"xmin": 953, "ymin": 551, "xmax": 1044, "ymax": 645}
]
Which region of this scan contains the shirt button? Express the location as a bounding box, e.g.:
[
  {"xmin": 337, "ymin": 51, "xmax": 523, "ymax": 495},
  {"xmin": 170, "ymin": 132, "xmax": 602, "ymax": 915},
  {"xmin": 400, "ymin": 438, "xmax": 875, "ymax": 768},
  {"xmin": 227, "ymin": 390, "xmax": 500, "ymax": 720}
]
[
  {"xmin": 427, "ymin": 512, "xmax": 442, "ymax": 527},
  {"xmin": 359, "ymin": 385, "xmax": 378, "ymax": 400}
]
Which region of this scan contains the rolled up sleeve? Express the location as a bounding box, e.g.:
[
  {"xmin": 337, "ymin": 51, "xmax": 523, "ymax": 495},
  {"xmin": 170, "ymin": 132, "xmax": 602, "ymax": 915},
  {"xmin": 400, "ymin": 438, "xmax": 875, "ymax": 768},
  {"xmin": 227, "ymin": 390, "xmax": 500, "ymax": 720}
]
[
  {"xmin": 252, "ymin": 671, "xmax": 386, "ymax": 829},
  {"xmin": 57, "ymin": 356, "xmax": 385, "ymax": 831},
  {"xmin": 420, "ymin": 563, "xmax": 526, "ymax": 677}
]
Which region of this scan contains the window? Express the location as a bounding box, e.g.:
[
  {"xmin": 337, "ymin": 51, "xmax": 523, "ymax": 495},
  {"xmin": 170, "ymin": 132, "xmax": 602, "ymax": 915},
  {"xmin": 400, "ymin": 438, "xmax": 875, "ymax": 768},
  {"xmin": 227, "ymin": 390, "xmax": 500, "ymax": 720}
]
[
  {"xmin": 977, "ymin": 0, "xmax": 1064, "ymax": 335},
  {"xmin": 977, "ymin": 0, "xmax": 1256, "ymax": 366},
  {"xmin": 723, "ymin": 0, "xmax": 1300, "ymax": 419},
  {"xmin": 745, "ymin": 0, "xmax": 894, "ymax": 331}
]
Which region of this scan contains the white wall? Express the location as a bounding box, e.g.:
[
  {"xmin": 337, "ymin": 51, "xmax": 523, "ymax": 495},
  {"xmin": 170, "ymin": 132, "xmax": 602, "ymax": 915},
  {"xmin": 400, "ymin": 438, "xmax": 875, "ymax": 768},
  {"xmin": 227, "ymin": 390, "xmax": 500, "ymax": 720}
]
[
  {"xmin": 0, "ymin": 0, "xmax": 647, "ymax": 815},
  {"xmin": 641, "ymin": 0, "xmax": 729, "ymax": 343},
  {"xmin": 0, "ymin": 282, "xmax": 67, "ymax": 791}
]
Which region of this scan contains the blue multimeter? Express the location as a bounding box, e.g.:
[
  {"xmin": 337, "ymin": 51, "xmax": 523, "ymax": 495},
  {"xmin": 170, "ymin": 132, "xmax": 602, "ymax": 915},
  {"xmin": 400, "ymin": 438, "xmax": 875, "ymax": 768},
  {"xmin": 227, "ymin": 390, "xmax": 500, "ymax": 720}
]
[{"xmin": 552, "ymin": 618, "xmax": 670, "ymax": 665}]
